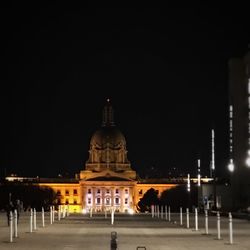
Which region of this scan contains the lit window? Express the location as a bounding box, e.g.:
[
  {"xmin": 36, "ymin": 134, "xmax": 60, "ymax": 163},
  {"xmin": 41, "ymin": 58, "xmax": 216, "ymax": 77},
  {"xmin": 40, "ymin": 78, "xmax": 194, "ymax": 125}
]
[{"xmin": 106, "ymin": 198, "xmax": 110, "ymax": 205}]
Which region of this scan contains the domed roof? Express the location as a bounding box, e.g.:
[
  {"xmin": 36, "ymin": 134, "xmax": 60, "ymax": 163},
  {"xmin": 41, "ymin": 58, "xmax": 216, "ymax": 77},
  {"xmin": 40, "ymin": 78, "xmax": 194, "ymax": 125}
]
[
  {"xmin": 90, "ymin": 126, "xmax": 126, "ymax": 148},
  {"xmin": 89, "ymin": 99, "xmax": 126, "ymax": 149}
]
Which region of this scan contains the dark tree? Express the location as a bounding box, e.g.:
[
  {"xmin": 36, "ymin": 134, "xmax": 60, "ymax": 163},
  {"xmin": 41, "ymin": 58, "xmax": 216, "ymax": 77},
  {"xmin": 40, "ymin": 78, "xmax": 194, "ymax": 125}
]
[
  {"xmin": 0, "ymin": 182, "xmax": 57, "ymax": 211},
  {"xmin": 160, "ymin": 184, "xmax": 198, "ymax": 212},
  {"xmin": 137, "ymin": 188, "xmax": 159, "ymax": 212}
]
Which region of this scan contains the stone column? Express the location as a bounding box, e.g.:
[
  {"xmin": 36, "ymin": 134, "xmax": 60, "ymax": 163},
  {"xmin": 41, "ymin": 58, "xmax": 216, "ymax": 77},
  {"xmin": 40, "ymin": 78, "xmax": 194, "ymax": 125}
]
[
  {"xmin": 92, "ymin": 187, "xmax": 95, "ymax": 211},
  {"xmin": 101, "ymin": 187, "xmax": 105, "ymax": 212},
  {"xmin": 120, "ymin": 187, "xmax": 124, "ymax": 212}
]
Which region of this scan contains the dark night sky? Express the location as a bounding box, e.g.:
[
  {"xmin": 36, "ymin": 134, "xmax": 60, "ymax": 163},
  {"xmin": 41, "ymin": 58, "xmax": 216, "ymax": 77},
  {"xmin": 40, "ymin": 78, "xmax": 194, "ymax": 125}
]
[{"xmin": 1, "ymin": 5, "xmax": 249, "ymax": 178}]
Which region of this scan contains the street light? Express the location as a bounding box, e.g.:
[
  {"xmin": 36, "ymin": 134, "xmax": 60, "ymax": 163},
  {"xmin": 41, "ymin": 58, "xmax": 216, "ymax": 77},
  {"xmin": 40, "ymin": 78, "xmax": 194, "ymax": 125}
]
[
  {"xmin": 228, "ymin": 159, "xmax": 235, "ymax": 172},
  {"xmin": 211, "ymin": 129, "xmax": 217, "ymax": 210},
  {"xmin": 187, "ymin": 173, "xmax": 191, "ymax": 210},
  {"xmin": 246, "ymin": 150, "xmax": 250, "ymax": 167}
]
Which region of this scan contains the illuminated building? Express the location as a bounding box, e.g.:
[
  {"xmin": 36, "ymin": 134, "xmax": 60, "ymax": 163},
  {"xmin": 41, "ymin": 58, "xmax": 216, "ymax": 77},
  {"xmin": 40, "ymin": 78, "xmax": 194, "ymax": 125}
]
[
  {"xmin": 36, "ymin": 100, "xmax": 176, "ymax": 213},
  {"xmin": 5, "ymin": 100, "xmax": 214, "ymax": 213}
]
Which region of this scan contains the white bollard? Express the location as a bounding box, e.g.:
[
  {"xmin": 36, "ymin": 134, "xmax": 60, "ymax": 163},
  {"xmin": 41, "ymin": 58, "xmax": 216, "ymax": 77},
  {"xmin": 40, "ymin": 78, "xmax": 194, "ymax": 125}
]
[
  {"xmin": 229, "ymin": 212, "xmax": 233, "ymax": 244},
  {"xmin": 157, "ymin": 205, "xmax": 160, "ymax": 218},
  {"xmin": 168, "ymin": 206, "xmax": 171, "ymax": 222},
  {"xmin": 165, "ymin": 205, "xmax": 168, "ymax": 220},
  {"xmin": 105, "ymin": 208, "xmax": 107, "ymax": 219},
  {"xmin": 52, "ymin": 206, "xmax": 55, "ymax": 222},
  {"xmin": 9, "ymin": 211, "xmax": 13, "ymax": 242},
  {"xmin": 63, "ymin": 206, "xmax": 66, "ymax": 218},
  {"xmin": 14, "ymin": 209, "xmax": 18, "ymax": 238},
  {"xmin": 42, "ymin": 207, "xmax": 45, "ymax": 227},
  {"xmin": 90, "ymin": 207, "xmax": 93, "ymax": 218},
  {"xmin": 34, "ymin": 208, "xmax": 37, "ymax": 230},
  {"xmin": 217, "ymin": 211, "xmax": 221, "ymax": 240},
  {"xmin": 186, "ymin": 208, "xmax": 189, "ymax": 228},
  {"xmin": 151, "ymin": 205, "xmax": 154, "ymax": 218},
  {"xmin": 30, "ymin": 209, "xmax": 33, "ymax": 233},
  {"xmin": 161, "ymin": 206, "xmax": 163, "ymax": 219},
  {"xmin": 195, "ymin": 208, "xmax": 198, "ymax": 231},
  {"xmin": 50, "ymin": 206, "xmax": 53, "ymax": 224},
  {"xmin": 180, "ymin": 207, "xmax": 183, "ymax": 226},
  {"xmin": 58, "ymin": 206, "xmax": 61, "ymax": 221},
  {"xmin": 67, "ymin": 205, "xmax": 69, "ymax": 216},
  {"xmin": 111, "ymin": 208, "xmax": 114, "ymax": 225},
  {"xmin": 205, "ymin": 209, "xmax": 208, "ymax": 235}
]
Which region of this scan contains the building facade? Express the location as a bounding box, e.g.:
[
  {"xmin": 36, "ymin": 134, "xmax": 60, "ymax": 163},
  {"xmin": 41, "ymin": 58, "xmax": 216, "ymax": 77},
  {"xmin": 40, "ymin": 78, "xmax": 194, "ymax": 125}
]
[
  {"xmin": 38, "ymin": 100, "xmax": 177, "ymax": 213},
  {"xmin": 228, "ymin": 50, "xmax": 250, "ymax": 210}
]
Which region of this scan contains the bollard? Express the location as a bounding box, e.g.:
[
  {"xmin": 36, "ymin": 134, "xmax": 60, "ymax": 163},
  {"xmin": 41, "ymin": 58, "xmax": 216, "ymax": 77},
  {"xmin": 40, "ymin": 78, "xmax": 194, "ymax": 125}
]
[
  {"xmin": 9, "ymin": 211, "xmax": 13, "ymax": 242},
  {"xmin": 90, "ymin": 207, "xmax": 93, "ymax": 218},
  {"xmin": 67, "ymin": 205, "xmax": 69, "ymax": 216},
  {"xmin": 168, "ymin": 206, "xmax": 171, "ymax": 222},
  {"xmin": 151, "ymin": 205, "xmax": 154, "ymax": 218},
  {"xmin": 205, "ymin": 209, "xmax": 208, "ymax": 235},
  {"xmin": 58, "ymin": 206, "xmax": 61, "ymax": 221},
  {"xmin": 63, "ymin": 205, "xmax": 66, "ymax": 218},
  {"xmin": 110, "ymin": 231, "xmax": 117, "ymax": 250},
  {"xmin": 30, "ymin": 209, "xmax": 33, "ymax": 233},
  {"xmin": 180, "ymin": 207, "xmax": 183, "ymax": 226},
  {"xmin": 50, "ymin": 206, "xmax": 53, "ymax": 224},
  {"xmin": 111, "ymin": 208, "xmax": 114, "ymax": 225},
  {"xmin": 14, "ymin": 209, "xmax": 18, "ymax": 238},
  {"xmin": 157, "ymin": 205, "xmax": 160, "ymax": 218},
  {"xmin": 229, "ymin": 212, "xmax": 233, "ymax": 244},
  {"xmin": 165, "ymin": 205, "xmax": 168, "ymax": 220},
  {"xmin": 52, "ymin": 206, "xmax": 55, "ymax": 222},
  {"xmin": 195, "ymin": 208, "xmax": 198, "ymax": 231},
  {"xmin": 105, "ymin": 208, "xmax": 107, "ymax": 219},
  {"xmin": 42, "ymin": 207, "xmax": 45, "ymax": 227},
  {"xmin": 217, "ymin": 211, "xmax": 221, "ymax": 240},
  {"xmin": 186, "ymin": 208, "xmax": 189, "ymax": 229},
  {"xmin": 161, "ymin": 206, "xmax": 163, "ymax": 219},
  {"xmin": 34, "ymin": 208, "xmax": 37, "ymax": 230}
]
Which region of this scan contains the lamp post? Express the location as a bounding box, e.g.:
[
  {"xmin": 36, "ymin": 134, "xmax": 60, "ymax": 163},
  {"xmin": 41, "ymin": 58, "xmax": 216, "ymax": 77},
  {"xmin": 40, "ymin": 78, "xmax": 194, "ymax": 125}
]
[
  {"xmin": 228, "ymin": 104, "xmax": 235, "ymax": 210},
  {"xmin": 187, "ymin": 173, "xmax": 191, "ymax": 210},
  {"xmin": 197, "ymin": 159, "xmax": 201, "ymax": 209},
  {"xmin": 211, "ymin": 129, "xmax": 217, "ymax": 210}
]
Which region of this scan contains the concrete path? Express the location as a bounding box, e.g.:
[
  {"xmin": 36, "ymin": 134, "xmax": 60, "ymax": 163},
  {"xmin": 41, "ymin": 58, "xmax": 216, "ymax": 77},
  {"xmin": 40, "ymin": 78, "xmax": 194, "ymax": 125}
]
[{"xmin": 0, "ymin": 211, "xmax": 250, "ymax": 250}]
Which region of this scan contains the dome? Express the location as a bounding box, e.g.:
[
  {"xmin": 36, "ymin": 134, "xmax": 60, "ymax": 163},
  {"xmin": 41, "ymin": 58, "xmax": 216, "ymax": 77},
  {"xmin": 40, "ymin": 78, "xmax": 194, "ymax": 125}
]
[{"xmin": 90, "ymin": 126, "xmax": 126, "ymax": 149}]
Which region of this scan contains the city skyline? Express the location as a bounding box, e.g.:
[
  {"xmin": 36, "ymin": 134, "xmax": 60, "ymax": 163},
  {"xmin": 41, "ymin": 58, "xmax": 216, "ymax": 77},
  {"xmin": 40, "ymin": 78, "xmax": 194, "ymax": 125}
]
[{"xmin": 1, "ymin": 6, "xmax": 249, "ymax": 178}]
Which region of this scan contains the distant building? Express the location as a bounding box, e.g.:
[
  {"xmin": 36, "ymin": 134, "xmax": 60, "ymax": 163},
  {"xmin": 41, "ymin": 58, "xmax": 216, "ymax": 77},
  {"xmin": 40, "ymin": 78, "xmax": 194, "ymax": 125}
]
[
  {"xmin": 5, "ymin": 101, "xmax": 215, "ymax": 213},
  {"xmin": 228, "ymin": 49, "xmax": 250, "ymax": 210}
]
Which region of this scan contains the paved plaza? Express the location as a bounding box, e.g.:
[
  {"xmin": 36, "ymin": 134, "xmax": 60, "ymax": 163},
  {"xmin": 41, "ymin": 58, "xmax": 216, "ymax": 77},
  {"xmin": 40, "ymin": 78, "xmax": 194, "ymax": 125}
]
[{"xmin": 0, "ymin": 211, "xmax": 250, "ymax": 250}]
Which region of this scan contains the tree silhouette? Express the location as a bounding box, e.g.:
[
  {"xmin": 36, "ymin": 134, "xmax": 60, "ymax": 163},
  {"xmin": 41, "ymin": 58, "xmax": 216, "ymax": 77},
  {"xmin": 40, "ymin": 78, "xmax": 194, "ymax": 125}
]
[
  {"xmin": 160, "ymin": 184, "xmax": 198, "ymax": 212},
  {"xmin": 137, "ymin": 188, "xmax": 159, "ymax": 212},
  {"xmin": 0, "ymin": 182, "xmax": 57, "ymax": 211}
]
